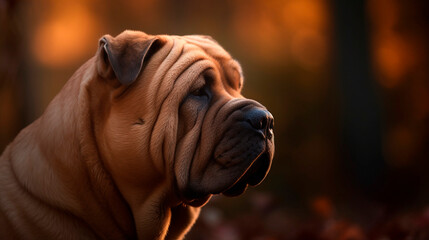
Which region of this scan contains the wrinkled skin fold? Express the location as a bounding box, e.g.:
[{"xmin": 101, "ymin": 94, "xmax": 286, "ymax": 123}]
[{"xmin": 0, "ymin": 30, "xmax": 274, "ymax": 240}]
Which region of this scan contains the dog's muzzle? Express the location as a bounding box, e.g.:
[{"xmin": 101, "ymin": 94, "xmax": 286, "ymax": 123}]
[{"xmin": 220, "ymin": 106, "xmax": 274, "ymax": 197}]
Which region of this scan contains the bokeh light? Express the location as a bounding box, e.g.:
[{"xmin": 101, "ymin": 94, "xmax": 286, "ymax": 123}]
[
  {"xmin": 31, "ymin": 1, "xmax": 101, "ymax": 67},
  {"xmin": 1, "ymin": 0, "xmax": 428, "ymax": 238}
]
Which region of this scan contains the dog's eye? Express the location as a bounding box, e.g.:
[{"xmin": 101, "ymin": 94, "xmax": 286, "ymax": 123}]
[
  {"xmin": 191, "ymin": 86, "xmax": 207, "ymax": 97},
  {"xmin": 190, "ymin": 83, "xmax": 211, "ymax": 99},
  {"xmin": 189, "ymin": 73, "xmax": 212, "ymax": 99}
]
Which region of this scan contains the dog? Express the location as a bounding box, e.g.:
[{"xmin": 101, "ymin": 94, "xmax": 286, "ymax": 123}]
[{"xmin": 0, "ymin": 30, "xmax": 274, "ymax": 240}]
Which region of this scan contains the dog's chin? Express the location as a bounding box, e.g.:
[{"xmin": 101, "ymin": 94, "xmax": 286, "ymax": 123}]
[
  {"xmin": 222, "ymin": 152, "xmax": 271, "ymax": 197},
  {"xmin": 180, "ymin": 150, "xmax": 272, "ymax": 205}
]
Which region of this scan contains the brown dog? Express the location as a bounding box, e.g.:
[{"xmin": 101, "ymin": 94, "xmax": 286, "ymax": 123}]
[{"xmin": 0, "ymin": 30, "xmax": 274, "ymax": 239}]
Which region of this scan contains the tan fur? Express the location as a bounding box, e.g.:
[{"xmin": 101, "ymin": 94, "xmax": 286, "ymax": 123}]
[{"xmin": 0, "ymin": 30, "xmax": 274, "ymax": 239}]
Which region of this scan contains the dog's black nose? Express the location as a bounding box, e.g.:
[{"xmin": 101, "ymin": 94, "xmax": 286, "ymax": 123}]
[{"xmin": 245, "ymin": 109, "xmax": 274, "ymax": 140}]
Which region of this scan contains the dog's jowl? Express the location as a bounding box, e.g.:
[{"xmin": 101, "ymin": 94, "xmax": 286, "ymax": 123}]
[{"xmin": 0, "ymin": 30, "xmax": 274, "ymax": 240}]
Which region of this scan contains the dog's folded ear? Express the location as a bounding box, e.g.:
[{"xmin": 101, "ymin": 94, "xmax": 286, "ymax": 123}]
[{"xmin": 97, "ymin": 33, "xmax": 159, "ymax": 86}]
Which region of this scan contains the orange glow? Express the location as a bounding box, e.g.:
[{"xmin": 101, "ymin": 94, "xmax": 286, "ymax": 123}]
[
  {"xmin": 367, "ymin": 0, "xmax": 398, "ymax": 35},
  {"xmin": 338, "ymin": 225, "xmax": 366, "ymax": 240},
  {"xmin": 282, "ymin": 0, "xmax": 328, "ymax": 32},
  {"xmin": 32, "ymin": 3, "xmax": 100, "ymax": 67},
  {"xmin": 290, "ymin": 29, "xmax": 327, "ymax": 70},
  {"xmin": 411, "ymin": 82, "xmax": 429, "ymax": 121},
  {"xmin": 374, "ymin": 36, "xmax": 410, "ymax": 88},
  {"xmin": 231, "ymin": 0, "xmax": 329, "ymax": 69},
  {"xmin": 231, "ymin": 1, "xmax": 285, "ymax": 63},
  {"xmin": 311, "ymin": 196, "xmax": 334, "ymax": 219},
  {"xmin": 368, "ymin": 0, "xmax": 419, "ymax": 88},
  {"xmin": 284, "ymin": 0, "xmax": 329, "ymax": 70}
]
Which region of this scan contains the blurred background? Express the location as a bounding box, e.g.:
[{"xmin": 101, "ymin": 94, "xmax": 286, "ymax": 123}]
[{"xmin": 1, "ymin": 0, "xmax": 429, "ymax": 239}]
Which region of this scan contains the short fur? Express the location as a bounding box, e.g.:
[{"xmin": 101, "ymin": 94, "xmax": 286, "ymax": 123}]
[{"xmin": 0, "ymin": 30, "xmax": 274, "ymax": 240}]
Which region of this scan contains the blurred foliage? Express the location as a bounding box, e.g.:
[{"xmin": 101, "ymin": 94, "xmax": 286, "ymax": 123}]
[{"xmin": 1, "ymin": 0, "xmax": 428, "ymax": 239}]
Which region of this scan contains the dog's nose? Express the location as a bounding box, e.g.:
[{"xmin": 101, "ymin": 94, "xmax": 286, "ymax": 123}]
[{"xmin": 245, "ymin": 109, "xmax": 274, "ymax": 140}]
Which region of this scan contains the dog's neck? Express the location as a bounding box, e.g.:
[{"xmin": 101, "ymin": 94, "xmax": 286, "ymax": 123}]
[
  {"xmin": 1, "ymin": 58, "xmax": 198, "ymax": 240},
  {"xmin": 1, "ymin": 59, "xmax": 137, "ymax": 239}
]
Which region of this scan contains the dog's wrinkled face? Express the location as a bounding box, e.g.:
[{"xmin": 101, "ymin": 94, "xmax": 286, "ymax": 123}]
[
  {"xmin": 97, "ymin": 31, "xmax": 274, "ymax": 206},
  {"xmin": 175, "ymin": 38, "xmax": 275, "ymax": 205}
]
